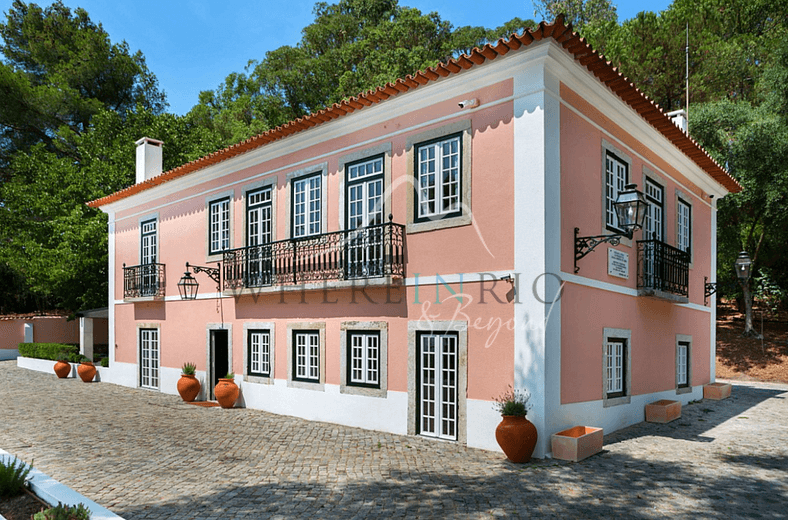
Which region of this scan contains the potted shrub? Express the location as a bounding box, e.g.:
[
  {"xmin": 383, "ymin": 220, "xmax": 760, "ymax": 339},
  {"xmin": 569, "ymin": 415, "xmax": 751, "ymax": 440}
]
[
  {"xmin": 76, "ymin": 355, "xmax": 96, "ymax": 383},
  {"xmin": 214, "ymin": 371, "xmax": 239, "ymax": 409},
  {"xmin": 177, "ymin": 362, "xmax": 201, "ymax": 402},
  {"xmin": 53, "ymin": 352, "xmax": 71, "ymax": 379},
  {"xmin": 493, "ymin": 386, "xmax": 537, "ymax": 463}
]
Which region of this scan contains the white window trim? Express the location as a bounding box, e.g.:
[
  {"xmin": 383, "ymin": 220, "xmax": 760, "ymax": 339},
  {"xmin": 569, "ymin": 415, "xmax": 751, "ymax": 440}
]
[
  {"xmin": 138, "ymin": 212, "xmax": 160, "ymax": 265},
  {"xmin": 285, "ymin": 163, "xmax": 328, "ymax": 240},
  {"xmin": 338, "ymin": 143, "xmax": 392, "ymax": 230},
  {"xmin": 340, "ymin": 321, "xmax": 388, "ymax": 398},
  {"xmin": 136, "ymin": 323, "xmax": 160, "ymax": 391},
  {"xmin": 242, "ymin": 176, "xmax": 278, "ymax": 246},
  {"xmin": 602, "ymin": 327, "xmax": 631, "ymax": 407},
  {"xmin": 407, "ymin": 320, "xmax": 467, "ymax": 444},
  {"xmin": 600, "ymin": 141, "xmax": 632, "ymax": 248},
  {"xmin": 243, "ymin": 321, "xmax": 276, "ymax": 385},
  {"xmin": 287, "ymin": 322, "xmax": 326, "ymax": 391},
  {"xmin": 642, "ymin": 167, "xmax": 666, "ymax": 242},
  {"xmin": 675, "ymin": 189, "xmax": 693, "ymax": 266},
  {"xmin": 205, "ymin": 190, "xmax": 234, "ymax": 262},
  {"xmin": 676, "ymin": 334, "xmax": 692, "ymax": 394},
  {"xmin": 406, "ymin": 120, "xmax": 472, "ymax": 234}
]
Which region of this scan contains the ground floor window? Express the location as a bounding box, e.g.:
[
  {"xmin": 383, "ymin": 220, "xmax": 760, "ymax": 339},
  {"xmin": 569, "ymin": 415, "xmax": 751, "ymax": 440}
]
[
  {"xmin": 605, "ymin": 338, "xmax": 626, "ymax": 398},
  {"xmin": 676, "ymin": 335, "xmax": 692, "ymax": 391},
  {"xmin": 293, "ymin": 330, "xmax": 320, "ymax": 383},
  {"xmin": 417, "ymin": 331, "xmax": 458, "ymax": 441},
  {"xmin": 348, "ymin": 331, "xmax": 380, "ymax": 388},
  {"xmin": 139, "ymin": 328, "xmax": 159, "ymax": 389},
  {"xmin": 248, "ymin": 329, "xmax": 271, "ymax": 377}
]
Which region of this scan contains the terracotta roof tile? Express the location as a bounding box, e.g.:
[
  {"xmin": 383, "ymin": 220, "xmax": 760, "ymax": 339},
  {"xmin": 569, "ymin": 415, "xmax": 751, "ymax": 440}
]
[{"xmin": 88, "ymin": 15, "xmax": 740, "ymax": 208}]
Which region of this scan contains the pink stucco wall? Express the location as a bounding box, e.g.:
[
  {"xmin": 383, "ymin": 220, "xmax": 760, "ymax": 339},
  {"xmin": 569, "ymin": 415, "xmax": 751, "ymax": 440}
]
[{"xmin": 0, "ymin": 316, "xmax": 80, "ymax": 351}]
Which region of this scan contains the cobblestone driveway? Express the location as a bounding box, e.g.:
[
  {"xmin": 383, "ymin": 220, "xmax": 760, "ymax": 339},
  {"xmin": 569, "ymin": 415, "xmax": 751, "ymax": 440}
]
[{"xmin": 1, "ymin": 361, "xmax": 786, "ymax": 519}]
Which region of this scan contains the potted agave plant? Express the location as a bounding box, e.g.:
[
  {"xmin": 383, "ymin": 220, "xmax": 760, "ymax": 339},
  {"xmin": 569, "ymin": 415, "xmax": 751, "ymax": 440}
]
[
  {"xmin": 53, "ymin": 352, "xmax": 71, "ymax": 379},
  {"xmin": 214, "ymin": 371, "xmax": 239, "ymax": 409},
  {"xmin": 177, "ymin": 362, "xmax": 201, "ymax": 402},
  {"xmin": 493, "ymin": 386, "xmax": 537, "ymax": 463},
  {"xmin": 76, "ymin": 355, "xmax": 96, "ymax": 383}
]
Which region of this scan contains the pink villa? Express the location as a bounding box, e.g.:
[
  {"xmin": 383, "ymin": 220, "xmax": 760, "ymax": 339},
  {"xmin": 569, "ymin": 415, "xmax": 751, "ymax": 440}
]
[{"xmin": 88, "ymin": 19, "xmax": 740, "ymax": 458}]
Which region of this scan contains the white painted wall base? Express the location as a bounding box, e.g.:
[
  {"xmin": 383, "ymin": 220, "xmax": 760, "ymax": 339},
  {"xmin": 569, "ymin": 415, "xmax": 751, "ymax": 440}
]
[
  {"xmin": 466, "ymin": 399, "xmax": 504, "ymax": 452},
  {"xmin": 17, "ymin": 356, "xmax": 58, "ymax": 374},
  {"xmin": 0, "ymin": 449, "xmax": 123, "ymax": 520}
]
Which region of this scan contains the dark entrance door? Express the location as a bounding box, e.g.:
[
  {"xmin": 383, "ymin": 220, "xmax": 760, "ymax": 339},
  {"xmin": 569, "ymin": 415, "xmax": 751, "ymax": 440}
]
[{"xmin": 210, "ymin": 329, "xmax": 229, "ymax": 400}]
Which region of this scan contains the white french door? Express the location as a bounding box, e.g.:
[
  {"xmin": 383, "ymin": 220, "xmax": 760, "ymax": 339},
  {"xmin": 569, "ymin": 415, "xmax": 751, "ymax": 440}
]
[
  {"xmin": 346, "ymin": 157, "xmax": 384, "ymax": 278},
  {"xmin": 419, "ymin": 333, "xmax": 457, "ymax": 440},
  {"xmin": 140, "ymin": 329, "xmax": 159, "ymax": 389},
  {"xmin": 246, "ymin": 188, "xmax": 273, "ymax": 286},
  {"xmin": 140, "ymin": 219, "xmax": 158, "ymax": 296}
]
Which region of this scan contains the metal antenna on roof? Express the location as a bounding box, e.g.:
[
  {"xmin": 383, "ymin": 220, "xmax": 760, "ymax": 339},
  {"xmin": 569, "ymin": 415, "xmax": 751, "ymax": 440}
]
[{"xmin": 685, "ymin": 23, "xmax": 690, "ymax": 131}]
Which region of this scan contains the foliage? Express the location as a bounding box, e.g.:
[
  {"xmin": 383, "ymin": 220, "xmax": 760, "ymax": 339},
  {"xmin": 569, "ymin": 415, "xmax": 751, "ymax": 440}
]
[
  {"xmin": 32, "ymin": 502, "xmax": 91, "ymax": 520},
  {"xmin": 493, "ymin": 386, "xmax": 531, "ymax": 417},
  {"xmin": 0, "ymin": 456, "xmax": 32, "ymax": 498},
  {"xmin": 225, "ymin": 371, "xmax": 235, "ymax": 380},
  {"xmin": 182, "ymin": 362, "xmax": 197, "ymax": 375},
  {"xmin": 753, "ymin": 268, "xmax": 787, "ymax": 314},
  {"xmin": 100, "ymin": 357, "xmax": 109, "ymax": 368},
  {"xmin": 17, "ymin": 342, "xmax": 78, "ymax": 361}
]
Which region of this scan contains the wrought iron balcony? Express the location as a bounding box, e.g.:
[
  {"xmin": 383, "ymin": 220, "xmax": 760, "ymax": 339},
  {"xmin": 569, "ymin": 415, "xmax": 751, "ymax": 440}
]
[
  {"xmin": 123, "ymin": 263, "xmax": 166, "ymax": 299},
  {"xmin": 637, "ymin": 239, "xmax": 690, "ymax": 302},
  {"xmin": 223, "ymin": 221, "xmax": 405, "ymax": 289}
]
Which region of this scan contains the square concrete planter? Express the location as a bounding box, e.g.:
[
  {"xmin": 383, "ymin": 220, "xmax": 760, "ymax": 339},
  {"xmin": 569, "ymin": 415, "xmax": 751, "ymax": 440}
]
[
  {"xmin": 645, "ymin": 399, "xmax": 681, "ymax": 423},
  {"xmin": 551, "ymin": 426, "xmax": 603, "ymax": 462},
  {"xmin": 703, "ymin": 382, "xmax": 732, "ymax": 400}
]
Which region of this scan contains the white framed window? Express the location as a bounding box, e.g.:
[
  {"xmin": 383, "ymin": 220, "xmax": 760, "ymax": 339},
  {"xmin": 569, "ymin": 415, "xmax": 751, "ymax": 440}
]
[
  {"xmin": 293, "ymin": 330, "xmax": 320, "ymax": 382},
  {"xmin": 605, "ymin": 339, "xmax": 626, "ymax": 397},
  {"xmin": 677, "ymin": 198, "xmax": 691, "ymax": 254},
  {"xmin": 415, "ymin": 134, "xmax": 461, "ymax": 222},
  {"xmin": 348, "ymin": 332, "xmax": 380, "ymax": 387},
  {"xmin": 208, "ymin": 198, "xmax": 230, "ymax": 254},
  {"xmin": 676, "ymin": 335, "xmax": 692, "ymax": 392},
  {"xmin": 140, "ymin": 218, "xmax": 159, "ymax": 297},
  {"xmin": 644, "ymin": 177, "xmax": 664, "ymax": 241},
  {"xmin": 292, "ymin": 173, "xmax": 322, "ymax": 238},
  {"xmin": 248, "ymin": 329, "xmax": 271, "ymax": 377},
  {"xmin": 139, "ymin": 328, "xmax": 159, "ymax": 389},
  {"xmin": 605, "ymin": 152, "xmax": 629, "ymax": 232}
]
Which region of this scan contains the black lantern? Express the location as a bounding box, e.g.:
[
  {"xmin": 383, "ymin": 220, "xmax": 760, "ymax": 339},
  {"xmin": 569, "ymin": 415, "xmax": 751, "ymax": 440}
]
[
  {"xmin": 574, "ymin": 183, "xmax": 649, "ymax": 273},
  {"xmin": 734, "ymin": 251, "xmax": 752, "ymax": 281},
  {"xmin": 177, "ymin": 268, "xmax": 199, "ymax": 300},
  {"xmin": 613, "ymin": 184, "xmax": 649, "ymax": 237},
  {"xmin": 177, "ymin": 262, "xmax": 221, "ymax": 301}
]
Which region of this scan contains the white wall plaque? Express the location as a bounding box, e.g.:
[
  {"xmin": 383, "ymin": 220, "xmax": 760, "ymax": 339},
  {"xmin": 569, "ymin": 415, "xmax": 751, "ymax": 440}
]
[{"xmin": 608, "ymin": 248, "xmax": 629, "ymax": 279}]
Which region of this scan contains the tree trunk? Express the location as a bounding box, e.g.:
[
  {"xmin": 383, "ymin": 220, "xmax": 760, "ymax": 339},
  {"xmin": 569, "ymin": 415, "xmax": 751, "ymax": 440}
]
[{"xmin": 741, "ymin": 280, "xmax": 762, "ymax": 338}]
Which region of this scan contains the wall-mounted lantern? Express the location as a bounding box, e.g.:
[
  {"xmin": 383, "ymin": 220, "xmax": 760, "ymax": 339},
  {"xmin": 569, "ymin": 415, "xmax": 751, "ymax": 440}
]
[{"xmin": 177, "ymin": 262, "xmax": 221, "ymax": 300}]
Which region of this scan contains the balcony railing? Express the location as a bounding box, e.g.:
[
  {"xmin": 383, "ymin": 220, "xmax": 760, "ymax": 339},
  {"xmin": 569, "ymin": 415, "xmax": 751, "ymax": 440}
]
[
  {"xmin": 123, "ymin": 263, "xmax": 166, "ymax": 299},
  {"xmin": 637, "ymin": 239, "xmax": 690, "ymax": 300},
  {"xmin": 223, "ymin": 221, "xmax": 405, "ymax": 289}
]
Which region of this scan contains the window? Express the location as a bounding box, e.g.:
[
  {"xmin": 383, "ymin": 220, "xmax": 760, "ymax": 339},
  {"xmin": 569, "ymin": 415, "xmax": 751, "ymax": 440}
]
[
  {"xmin": 248, "ymin": 329, "xmax": 271, "ymax": 377},
  {"xmin": 208, "ymin": 198, "xmax": 230, "ymax": 254},
  {"xmin": 292, "ymin": 330, "xmax": 320, "ymax": 383},
  {"xmin": 140, "ymin": 219, "xmax": 158, "ymax": 297},
  {"xmin": 415, "ymin": 134, "xmax": 461, "ymax": 222},
  {"xmin": 605, "ymin": 152, "xmax": 629, "ymax": 232},
  {"xmin": 605, "ymin": 338, "xmax": 626, "ymax": 399},
  {"xmin": 644, "ymin": 177, "xmax": 664, "ymax": 241},
  {"xmin": 347, "ymin": 331, "xmax": 380, "ymax": 388},
  {"xmin": 292, "ymin": 173, "xmax": 322, "ymax": 238},
  {"xmin": 676, "ymin": 335, "xmax": 692, "ymax": 391},
  {"xmin": 417, "ymin": 331, "xmax": 458, "ymax": 440},
  {"xmin": 139, "ymin": 328, "xmax": 159, "ymax": 389},
  {"xmin": 346, "ymin": 156, "xmax": 385, "ymax": 279},
  {"xmin": 246, "ymin": 187, "xmax": 273, "ymax": 287},
  {"xmin": 677, "ymin": 198, "xmax": 691, "ymax": 255}
]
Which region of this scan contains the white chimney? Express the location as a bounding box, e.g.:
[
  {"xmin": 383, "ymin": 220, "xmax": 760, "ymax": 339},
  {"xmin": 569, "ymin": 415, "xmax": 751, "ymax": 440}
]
[
  {"xmin": 135, "ymin": 137, "xmax": 164, "ymax": 184},
  {"xmin": 667, "ymin": 109, "xmax": 688, "ymax": 133}
]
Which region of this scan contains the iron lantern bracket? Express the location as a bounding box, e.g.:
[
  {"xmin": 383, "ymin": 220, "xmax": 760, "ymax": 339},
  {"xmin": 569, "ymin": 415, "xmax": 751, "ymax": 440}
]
[
  {"xmin": 704, "ymin": 276, "xmax": 718, "ymax": 306},
  {"xmin": 187, "ymin": 262, "xmax": 221, "ymax": 291},
  {"xmin": 574, "ymin": 227, "xmax": 631, "ymax": 273}
]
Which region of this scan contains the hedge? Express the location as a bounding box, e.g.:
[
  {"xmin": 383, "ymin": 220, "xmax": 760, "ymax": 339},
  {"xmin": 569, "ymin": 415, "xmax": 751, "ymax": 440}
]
[{"xmin": 17, "ymin": 343, "xmax": 79, "ymax": 361}]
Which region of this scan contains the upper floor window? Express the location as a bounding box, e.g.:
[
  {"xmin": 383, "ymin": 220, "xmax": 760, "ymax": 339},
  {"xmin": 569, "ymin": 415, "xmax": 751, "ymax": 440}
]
[
  {"xmin": 677, "ymin": 198, "xmax": 691, "ymax": 254},
  {"xmin": 415, "ymin": 134, "xmax": 461, "ymax": 222},
  {"xmin": 605, "ymin": 152, "xmax": 629, "ymax": 232},
  {"xmin": 346, "ymin": 156, "xmax": 384, "ymax": 230},
  {"xmin": 247, "ymin": 188, "xmax": 272, "ymax": 246},
  {"xmin": 292, "ymin": 173, "xmax": 321, "ymax": 238},
  {"xmin": 208, "ymin": 198, "xmax": 230, "ymax": 254},
  {"xmin": 141, "ymin": 219, "xmax": 157, "ymax": 265},
  {"xmin": 644, "ymin": 178, "xmax": 664, "ymax": 241}
]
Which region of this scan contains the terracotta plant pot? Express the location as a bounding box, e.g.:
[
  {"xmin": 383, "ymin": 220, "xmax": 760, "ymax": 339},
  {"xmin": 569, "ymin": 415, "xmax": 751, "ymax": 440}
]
[
  {"xmin": 54, "ymin": 360, "xmax": 71, "ymax": 378},
  {"xmin": 177, "ymin": 374, "xmax": 201, "ymax": 402},
  {"xmin": 495, "ymin": 415, "xmax": 538, "ymax": 463},
  {"xmin": 214, "ymin": 378, "xmax": 239, "ymax": 408},
  {"xmin": 77, "ymin": 362, "xmax": 97, "ymax": 383}
]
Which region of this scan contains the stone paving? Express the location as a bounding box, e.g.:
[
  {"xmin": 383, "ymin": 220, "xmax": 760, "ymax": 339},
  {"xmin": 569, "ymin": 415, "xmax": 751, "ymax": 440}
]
[{"xmin": 1, "ymin": 360, "xmax": 787, "ymax": 519}]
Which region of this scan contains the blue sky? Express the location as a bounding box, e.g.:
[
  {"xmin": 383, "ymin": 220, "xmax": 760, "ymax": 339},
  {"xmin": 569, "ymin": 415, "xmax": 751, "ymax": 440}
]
[{"xmin": 1, "ymin": 0, "xmax": 673, "ymax": 115}]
